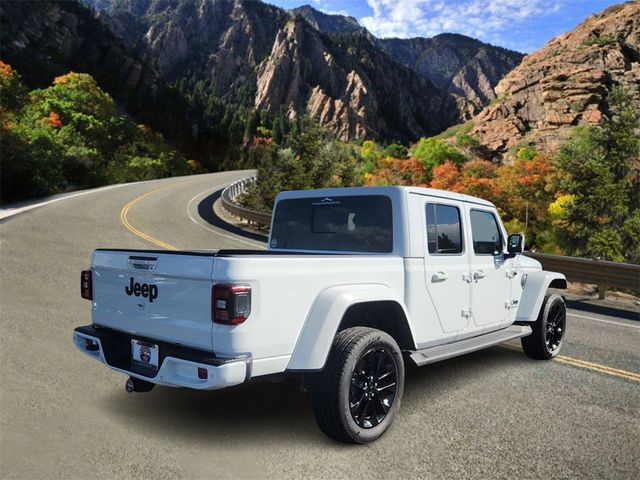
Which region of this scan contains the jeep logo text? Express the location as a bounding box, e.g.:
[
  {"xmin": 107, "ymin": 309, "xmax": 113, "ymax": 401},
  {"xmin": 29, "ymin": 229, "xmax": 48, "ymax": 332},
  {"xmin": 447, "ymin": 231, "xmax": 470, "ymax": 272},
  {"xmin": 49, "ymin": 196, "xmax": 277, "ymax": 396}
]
[{"xmin": 125, "ymin": 277, "xmax": 158, "ymax": 303}]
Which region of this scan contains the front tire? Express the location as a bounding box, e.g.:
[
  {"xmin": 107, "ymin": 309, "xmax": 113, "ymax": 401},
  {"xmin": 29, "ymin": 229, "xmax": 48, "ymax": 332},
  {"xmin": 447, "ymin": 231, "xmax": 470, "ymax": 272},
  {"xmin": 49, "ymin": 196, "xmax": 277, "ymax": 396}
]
[
  {"xmin": 311, "ymin": 327, "xmax": 405, "ymax": 444},
  {"xmin": 521, "ymin": 293, "xmax": 566, "ymax": 360}
]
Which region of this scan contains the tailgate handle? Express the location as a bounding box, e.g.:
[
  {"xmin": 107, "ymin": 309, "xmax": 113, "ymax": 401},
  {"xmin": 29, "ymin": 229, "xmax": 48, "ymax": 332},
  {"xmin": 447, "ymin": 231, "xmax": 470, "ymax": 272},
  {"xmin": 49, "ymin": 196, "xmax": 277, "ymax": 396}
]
[{"xmin": 128, "ymin": 256, "xmax": 157, "ymax": 271}]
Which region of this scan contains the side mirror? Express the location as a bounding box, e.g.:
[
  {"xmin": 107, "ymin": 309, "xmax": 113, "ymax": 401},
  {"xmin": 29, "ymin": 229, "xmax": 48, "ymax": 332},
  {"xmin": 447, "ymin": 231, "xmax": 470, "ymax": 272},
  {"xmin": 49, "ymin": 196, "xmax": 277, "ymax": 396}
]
[{"xmin": 506, "ymin": 233, "xmax": 525, "ymax": 258}]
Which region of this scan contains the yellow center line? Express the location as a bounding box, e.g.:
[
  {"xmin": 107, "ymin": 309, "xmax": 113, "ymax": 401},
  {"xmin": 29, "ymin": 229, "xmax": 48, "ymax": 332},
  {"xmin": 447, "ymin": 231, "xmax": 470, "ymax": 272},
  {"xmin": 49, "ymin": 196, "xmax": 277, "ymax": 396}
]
[
  {"xmin": 120, "ymin": 184, "xmax": 179, "ymax": 250},
  {"xmin": 555, "ymin": 355, "xmax": 640, "ymax": 382},
  {"xmin": 499, "ymin": 344, "xmax": 640, "ymax": 382}
]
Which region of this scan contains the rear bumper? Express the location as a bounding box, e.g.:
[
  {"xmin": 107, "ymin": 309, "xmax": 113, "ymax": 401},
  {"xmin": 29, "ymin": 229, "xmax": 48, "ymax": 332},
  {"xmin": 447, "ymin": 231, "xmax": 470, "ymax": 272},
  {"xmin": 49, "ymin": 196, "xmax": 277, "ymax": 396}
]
[{"xmin": 73, "ymin": 325, "xmax": 249, "ymax": 390}]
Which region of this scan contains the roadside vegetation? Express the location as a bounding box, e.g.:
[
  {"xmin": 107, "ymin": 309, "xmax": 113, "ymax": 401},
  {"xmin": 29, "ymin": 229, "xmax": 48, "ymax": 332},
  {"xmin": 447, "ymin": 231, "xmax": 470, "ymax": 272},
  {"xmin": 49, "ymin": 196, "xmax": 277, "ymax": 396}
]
[
  {"xmin": 240, "ymin": 86, "xmax": 639, "ymax": 264},
  {"xmin": 0, "ymin": 62, "xmax": 198, "ymax": 203}
]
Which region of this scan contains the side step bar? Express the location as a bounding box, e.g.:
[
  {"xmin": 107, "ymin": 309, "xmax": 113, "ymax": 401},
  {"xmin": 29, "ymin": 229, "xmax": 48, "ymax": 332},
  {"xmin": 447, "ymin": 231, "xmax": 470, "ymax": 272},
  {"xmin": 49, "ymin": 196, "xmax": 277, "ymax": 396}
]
[{"xmin": 409, "ymin": 324, "xmax": 532, "ymax": 367}]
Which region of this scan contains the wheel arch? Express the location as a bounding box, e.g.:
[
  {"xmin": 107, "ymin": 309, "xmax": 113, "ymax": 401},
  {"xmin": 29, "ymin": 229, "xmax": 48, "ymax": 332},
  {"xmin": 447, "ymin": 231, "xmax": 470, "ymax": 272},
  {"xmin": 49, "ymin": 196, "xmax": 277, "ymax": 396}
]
[
  {"xmin": 286, "ymin": 285, "xmax": 416, "ymax": 371},
  {"xmin": 515, "ymin": 271, "xmax": 567, "ymax": 322}
]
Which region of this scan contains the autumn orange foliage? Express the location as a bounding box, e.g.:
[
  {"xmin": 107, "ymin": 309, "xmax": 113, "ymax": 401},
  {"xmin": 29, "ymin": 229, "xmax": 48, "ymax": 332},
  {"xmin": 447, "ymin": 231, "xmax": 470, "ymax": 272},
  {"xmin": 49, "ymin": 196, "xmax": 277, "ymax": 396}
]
[
  {"xmin": 0, "ymin": 61, "xmax": 14, "ymax": 78},
  {"xmin": 430, "ymin": 161, "xmax": 462, "ymax": 192},
  {"xmin": 53, "ymin": 72, "xmax": 79, "ymax": 85},
  {"xmin": 496, "ymin": 154, "xmax": 555, "ymax": 221},
  {"xmin": 365, "ymin": 157, "xmax": 426, "ymax": 186},
  {"xmin": 44, "ymin": 111, "xmax": 62, "ymax": 128}
]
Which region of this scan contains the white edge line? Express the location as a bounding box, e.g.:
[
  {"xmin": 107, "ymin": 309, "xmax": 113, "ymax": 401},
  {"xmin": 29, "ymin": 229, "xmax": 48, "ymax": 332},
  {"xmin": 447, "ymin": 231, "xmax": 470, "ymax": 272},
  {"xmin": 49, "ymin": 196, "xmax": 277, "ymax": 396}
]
[
  {"xmin": 0, "ymin": 182, "xmax": 135, "ymax": 221},
  {"xmin": 186, "ymin": 185, "xmax": 267, "ymax": 250},
  {"xmin": 567, "ymin": 312, "xmax": 640, "ymax": 330}
]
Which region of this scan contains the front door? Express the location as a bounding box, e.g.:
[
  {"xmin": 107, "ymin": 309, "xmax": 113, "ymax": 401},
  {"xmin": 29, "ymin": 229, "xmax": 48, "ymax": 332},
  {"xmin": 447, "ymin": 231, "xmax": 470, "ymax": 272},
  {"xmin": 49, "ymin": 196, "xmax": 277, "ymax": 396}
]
[
  {"xmin": 466, "ymin": 207, "xmax": 512, "ymax": 327},
  {"xmin": 423, "ymin": 201, "xmax": 471, "ymax": 333}
]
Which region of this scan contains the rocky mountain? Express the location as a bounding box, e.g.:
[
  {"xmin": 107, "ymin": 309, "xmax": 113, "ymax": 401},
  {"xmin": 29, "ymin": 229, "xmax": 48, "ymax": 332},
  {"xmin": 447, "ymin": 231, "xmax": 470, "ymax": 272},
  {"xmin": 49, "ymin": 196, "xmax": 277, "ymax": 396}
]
[
  {"xmin": 255, "ymin": 18, "xmax": 457, "ymax": 140},
  {"xmin": 469, "ymin": 1, "xmax": 640, "ymax": 159},
  {"xmin": 377, "ymin": 35, "xmax": 523, "ymax": 116},
  {"xmin": 83, "ymin": 0, "xmax": 458, "ymax": 141},
  {"xmin": 292, "ymin": 5, "xmax": 523, "ymax": 115}
]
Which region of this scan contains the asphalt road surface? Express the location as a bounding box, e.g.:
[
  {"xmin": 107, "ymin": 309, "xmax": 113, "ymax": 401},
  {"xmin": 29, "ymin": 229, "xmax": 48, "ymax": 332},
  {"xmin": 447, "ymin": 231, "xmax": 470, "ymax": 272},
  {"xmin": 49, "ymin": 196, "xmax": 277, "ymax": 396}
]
[{"xmin": 1, "ymin": 172, "xmax": 638, "ymax": 479}]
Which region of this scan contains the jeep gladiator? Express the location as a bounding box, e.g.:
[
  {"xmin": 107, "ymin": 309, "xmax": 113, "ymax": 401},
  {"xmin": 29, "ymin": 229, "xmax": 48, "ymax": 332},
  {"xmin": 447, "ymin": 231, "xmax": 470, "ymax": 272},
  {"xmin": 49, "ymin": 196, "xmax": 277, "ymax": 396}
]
[{"xmin": 74, "ymin": 186, "xmax": 567, "ymax": 443}]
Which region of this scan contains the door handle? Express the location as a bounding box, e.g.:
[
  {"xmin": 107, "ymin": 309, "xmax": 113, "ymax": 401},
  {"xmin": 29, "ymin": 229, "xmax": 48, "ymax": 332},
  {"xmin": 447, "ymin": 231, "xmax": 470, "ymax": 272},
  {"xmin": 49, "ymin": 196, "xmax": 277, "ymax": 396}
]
[
  {"xmin": 473, "ymin": 269, "xmax": 486, "ymax": 280},
  {"xmin": 432, "ymin": 271, "xmax": 450, "ymax": 282}
]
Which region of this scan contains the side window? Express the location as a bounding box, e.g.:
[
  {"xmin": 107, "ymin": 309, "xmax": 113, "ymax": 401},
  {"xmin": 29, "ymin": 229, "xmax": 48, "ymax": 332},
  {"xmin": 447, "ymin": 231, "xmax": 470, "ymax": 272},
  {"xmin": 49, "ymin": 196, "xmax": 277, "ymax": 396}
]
[
  {"xmin": 426, "ymin": 203, "xmax": 463, "ymax": 254},
  {"xmin": 470, "ymin": 210, "xmax": 503, "ymax": 255}
]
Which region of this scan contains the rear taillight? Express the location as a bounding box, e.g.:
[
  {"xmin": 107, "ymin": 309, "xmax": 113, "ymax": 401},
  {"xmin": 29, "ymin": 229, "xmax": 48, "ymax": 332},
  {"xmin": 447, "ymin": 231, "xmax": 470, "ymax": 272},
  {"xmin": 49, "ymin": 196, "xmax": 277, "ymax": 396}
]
[
  {"xmin": 81, "ymin": 270, "xmax": 93, "ymax": 300},
  {"xmin": 212, "ymin": 284, "xmax": 251, "ymax": 325}
]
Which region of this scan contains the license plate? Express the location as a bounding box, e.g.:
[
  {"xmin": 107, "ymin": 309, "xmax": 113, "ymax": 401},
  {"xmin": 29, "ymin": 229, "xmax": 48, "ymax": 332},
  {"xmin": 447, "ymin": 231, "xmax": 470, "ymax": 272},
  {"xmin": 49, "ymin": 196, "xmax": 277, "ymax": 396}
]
[{"xmin": 131, "ymin": 339, "xmax": 159, "ymax": 369}]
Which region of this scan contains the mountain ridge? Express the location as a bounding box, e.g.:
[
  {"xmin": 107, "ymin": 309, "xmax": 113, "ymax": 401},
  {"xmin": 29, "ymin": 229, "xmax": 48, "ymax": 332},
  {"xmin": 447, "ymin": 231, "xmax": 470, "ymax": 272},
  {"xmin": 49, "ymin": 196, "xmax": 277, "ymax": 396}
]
[
  {"xmin": 291, "ymin": 5, "xmax": 524, "ymax": 116},
  {"xmin": 83, "ymin": 0, "xmax": 522, "ymax": 140}
]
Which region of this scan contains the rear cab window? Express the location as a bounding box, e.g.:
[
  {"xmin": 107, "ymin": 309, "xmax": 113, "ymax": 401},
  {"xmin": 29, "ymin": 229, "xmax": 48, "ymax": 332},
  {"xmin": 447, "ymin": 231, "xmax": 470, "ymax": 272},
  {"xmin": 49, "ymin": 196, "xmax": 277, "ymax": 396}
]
[
  {"xmin": 270, "ymin": 195, "xmax": 393, "ymax": 253},
  {"xmin": 426, "ymin": 203, "xmax": 463, "ymax": 255}
]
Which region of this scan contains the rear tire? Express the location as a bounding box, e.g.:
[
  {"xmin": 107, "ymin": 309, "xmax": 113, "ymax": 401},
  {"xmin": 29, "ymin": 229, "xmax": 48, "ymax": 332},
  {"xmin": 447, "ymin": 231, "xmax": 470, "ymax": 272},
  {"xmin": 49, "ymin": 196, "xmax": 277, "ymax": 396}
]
[
  {"xmin": 311, "ymin": 327, "xmax": 404, "ymax": 444},
  {"xmin": 521, "ymin": 293, "xmax": 566, "ymax": 360}
]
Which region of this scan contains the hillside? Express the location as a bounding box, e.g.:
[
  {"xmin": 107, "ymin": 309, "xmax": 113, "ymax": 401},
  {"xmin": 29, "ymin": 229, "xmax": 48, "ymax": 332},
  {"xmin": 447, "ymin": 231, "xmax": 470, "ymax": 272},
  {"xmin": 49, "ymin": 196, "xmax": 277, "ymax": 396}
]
[
  {"xmin": 468, "ymin": 1, "xmax": 640, "ymax": 159},
  {"xmin": 0, "ymin": 0, "xmax": 211, "ymax": 164},
  {"xmin": 0, "ymin": 0, "xmax": 152, "ymax": 96}
]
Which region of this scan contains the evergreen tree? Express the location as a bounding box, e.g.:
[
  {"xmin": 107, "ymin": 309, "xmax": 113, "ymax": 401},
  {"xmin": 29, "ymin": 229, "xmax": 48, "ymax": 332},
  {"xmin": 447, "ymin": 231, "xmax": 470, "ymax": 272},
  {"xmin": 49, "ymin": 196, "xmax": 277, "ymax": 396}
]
[{"xmin": 556, "ymin": 86, "xmax": 640, "ymax": 262}]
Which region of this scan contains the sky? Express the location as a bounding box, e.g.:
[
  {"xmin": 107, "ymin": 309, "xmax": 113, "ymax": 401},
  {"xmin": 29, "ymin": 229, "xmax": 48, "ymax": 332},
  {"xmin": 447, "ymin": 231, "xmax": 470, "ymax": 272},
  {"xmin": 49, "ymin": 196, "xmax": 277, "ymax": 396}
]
[{"xmin": 268, "ymin": 0, "xmax": 621, "ymax": 52}]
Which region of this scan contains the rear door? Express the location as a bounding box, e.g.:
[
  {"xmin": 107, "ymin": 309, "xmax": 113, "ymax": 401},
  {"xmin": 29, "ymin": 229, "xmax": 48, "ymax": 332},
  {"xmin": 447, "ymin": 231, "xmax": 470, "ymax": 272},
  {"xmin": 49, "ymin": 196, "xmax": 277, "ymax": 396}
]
[
  {"xmin": 423, "ymin": 201, "xmax": 471, "ymax": 333},
  {"xmin": 465, "ymin": 207, "xmax": 512, "ymax": 327},
  {"xmin": 91, "ymin": 250, "xmax": 215, "ymax": 350}
]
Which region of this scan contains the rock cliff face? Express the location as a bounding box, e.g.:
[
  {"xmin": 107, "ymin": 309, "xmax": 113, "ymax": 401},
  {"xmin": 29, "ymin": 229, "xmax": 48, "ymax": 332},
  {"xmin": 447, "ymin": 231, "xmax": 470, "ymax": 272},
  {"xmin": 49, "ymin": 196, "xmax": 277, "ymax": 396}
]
[
  {"xmin": 86, "ymin": 0, "xmax": 289, "ymax": 99},
  {"xmin": 378, "ymin": 35, "xmax": 523, "ymax": 116},
  {"xmin": 255, "ymin": 19, "xmax": 457, "ymax": 140},
  {"xmin": 469, "ymin": 2, "xmax": 640, "ymax": 158}
]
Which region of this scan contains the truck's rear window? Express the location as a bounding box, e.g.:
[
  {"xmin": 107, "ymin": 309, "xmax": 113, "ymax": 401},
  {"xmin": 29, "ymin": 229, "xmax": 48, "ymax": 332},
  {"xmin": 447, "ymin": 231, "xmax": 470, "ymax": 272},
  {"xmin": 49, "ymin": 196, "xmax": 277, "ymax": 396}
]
[{"xmin": 270, "ymin": 195, "xmax": 393, "ymax": 253}]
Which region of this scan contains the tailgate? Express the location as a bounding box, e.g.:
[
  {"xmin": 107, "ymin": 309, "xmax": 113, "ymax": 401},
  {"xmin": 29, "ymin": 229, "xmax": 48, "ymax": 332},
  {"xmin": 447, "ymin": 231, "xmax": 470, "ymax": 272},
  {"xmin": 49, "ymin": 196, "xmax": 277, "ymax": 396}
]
[{"xmin": 91, "ymin": 250, "xmax": 214, "ymax": 350}]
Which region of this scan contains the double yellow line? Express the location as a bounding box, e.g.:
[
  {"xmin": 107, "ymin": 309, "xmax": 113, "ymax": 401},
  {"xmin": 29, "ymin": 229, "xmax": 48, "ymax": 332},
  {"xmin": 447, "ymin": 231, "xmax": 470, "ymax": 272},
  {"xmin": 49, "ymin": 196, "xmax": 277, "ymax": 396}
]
[
  {"xmin": 120, "ymin": 184, "xmax": 178, "ymax": 251},
  {"xmin": 501, "ymin": 344, "xmax": 639, "ymax": 382},
  {"xmin": 555, "ymin": 355, "xmax": 640, "ymax": 382}
]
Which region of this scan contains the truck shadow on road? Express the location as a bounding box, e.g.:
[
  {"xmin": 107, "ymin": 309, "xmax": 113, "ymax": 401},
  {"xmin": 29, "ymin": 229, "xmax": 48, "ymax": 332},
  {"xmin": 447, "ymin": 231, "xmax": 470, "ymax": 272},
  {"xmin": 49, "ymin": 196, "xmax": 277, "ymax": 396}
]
[{"xmin": 98, "ymin": 345, "xmax": 526, "ymax": 446}]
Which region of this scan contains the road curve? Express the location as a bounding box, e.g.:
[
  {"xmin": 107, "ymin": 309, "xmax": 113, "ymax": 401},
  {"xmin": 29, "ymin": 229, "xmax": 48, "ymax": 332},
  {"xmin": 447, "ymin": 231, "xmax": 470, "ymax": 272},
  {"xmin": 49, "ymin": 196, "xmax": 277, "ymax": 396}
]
[{"xmin": 1, "ymin": 171, "xmax": 638, "ymax": 479}]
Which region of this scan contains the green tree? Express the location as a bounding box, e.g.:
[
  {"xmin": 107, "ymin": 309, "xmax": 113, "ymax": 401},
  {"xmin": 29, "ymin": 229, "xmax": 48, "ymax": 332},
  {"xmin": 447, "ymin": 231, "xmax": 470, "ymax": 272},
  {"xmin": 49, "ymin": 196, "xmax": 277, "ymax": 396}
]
[
  {"xmin": 555, "ymin": 86, "xmax": 640, "ymax": 262},
  {"xmin": 244, "ymin": 109, "xmax": 259, "ymax": 142},
  {"xmin": 242, "ymin": 117, "xmax": 362, "ymax": 211},
  {"xmin": 383, "ymin": 142, "xmax": 407, "ymax": 159},
  {"xmin": 411, "ymin": 137, "xmax": 467, "ymax": 180},
  {"xmin": 1, "ymin": 65, "xmax": 197, "ymax": 203}
]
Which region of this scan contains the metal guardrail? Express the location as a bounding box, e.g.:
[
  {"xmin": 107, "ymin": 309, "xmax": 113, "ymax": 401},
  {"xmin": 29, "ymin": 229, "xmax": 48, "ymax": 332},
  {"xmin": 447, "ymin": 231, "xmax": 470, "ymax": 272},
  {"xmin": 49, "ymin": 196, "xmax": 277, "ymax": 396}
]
[
  {"xmin": 525, "ymin": 252, "xmax": 640, "ymax": 297},
  {"xmin": 221, "ymin": 176, "xmax": 272, "ymax": 228},
  {"xmin": 222, "ymin": 176, "xmax": 640, "ymax": 295}
]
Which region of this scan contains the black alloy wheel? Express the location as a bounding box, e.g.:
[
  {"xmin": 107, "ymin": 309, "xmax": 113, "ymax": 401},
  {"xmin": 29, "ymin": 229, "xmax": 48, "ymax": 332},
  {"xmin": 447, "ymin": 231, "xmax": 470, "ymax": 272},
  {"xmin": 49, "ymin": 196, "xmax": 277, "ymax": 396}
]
[
  {"xmin": 545, "ymin": 300, "xmax": 565, "ymax": 352},
  {"xmin": 349, "ymin": 348, "xmax": 398, "ymax": 429},
  {"xmin": 311, "ymin": 327, "xmax": 405, "ymax": 443},
  {"xmin": 522, "ymin": 293, "xmax": 567, "ymax": 360}
]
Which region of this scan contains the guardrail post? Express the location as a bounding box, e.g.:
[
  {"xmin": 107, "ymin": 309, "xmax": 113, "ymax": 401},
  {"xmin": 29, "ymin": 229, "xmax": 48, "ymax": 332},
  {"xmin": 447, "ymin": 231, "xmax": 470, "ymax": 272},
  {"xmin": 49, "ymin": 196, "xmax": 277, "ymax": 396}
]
[{"xmin": 597, "ymin": 285, "xmax": 606, "ymax": 300}]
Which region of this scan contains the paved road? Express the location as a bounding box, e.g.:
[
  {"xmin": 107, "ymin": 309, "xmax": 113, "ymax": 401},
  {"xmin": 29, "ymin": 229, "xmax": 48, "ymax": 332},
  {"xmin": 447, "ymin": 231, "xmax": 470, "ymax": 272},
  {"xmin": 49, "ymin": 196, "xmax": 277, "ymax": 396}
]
[{"xmin": 1, "ymin": 172, "xmax": 638, "ymax": 479}]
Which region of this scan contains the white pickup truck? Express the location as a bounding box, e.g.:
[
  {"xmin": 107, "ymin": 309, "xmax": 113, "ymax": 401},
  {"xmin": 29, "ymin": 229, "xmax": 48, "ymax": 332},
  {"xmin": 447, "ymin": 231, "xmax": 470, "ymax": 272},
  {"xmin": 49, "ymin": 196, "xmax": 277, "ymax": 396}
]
[{"xmin": 74, "ymin": 186, "xmax": 567, "ymax": 443}]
